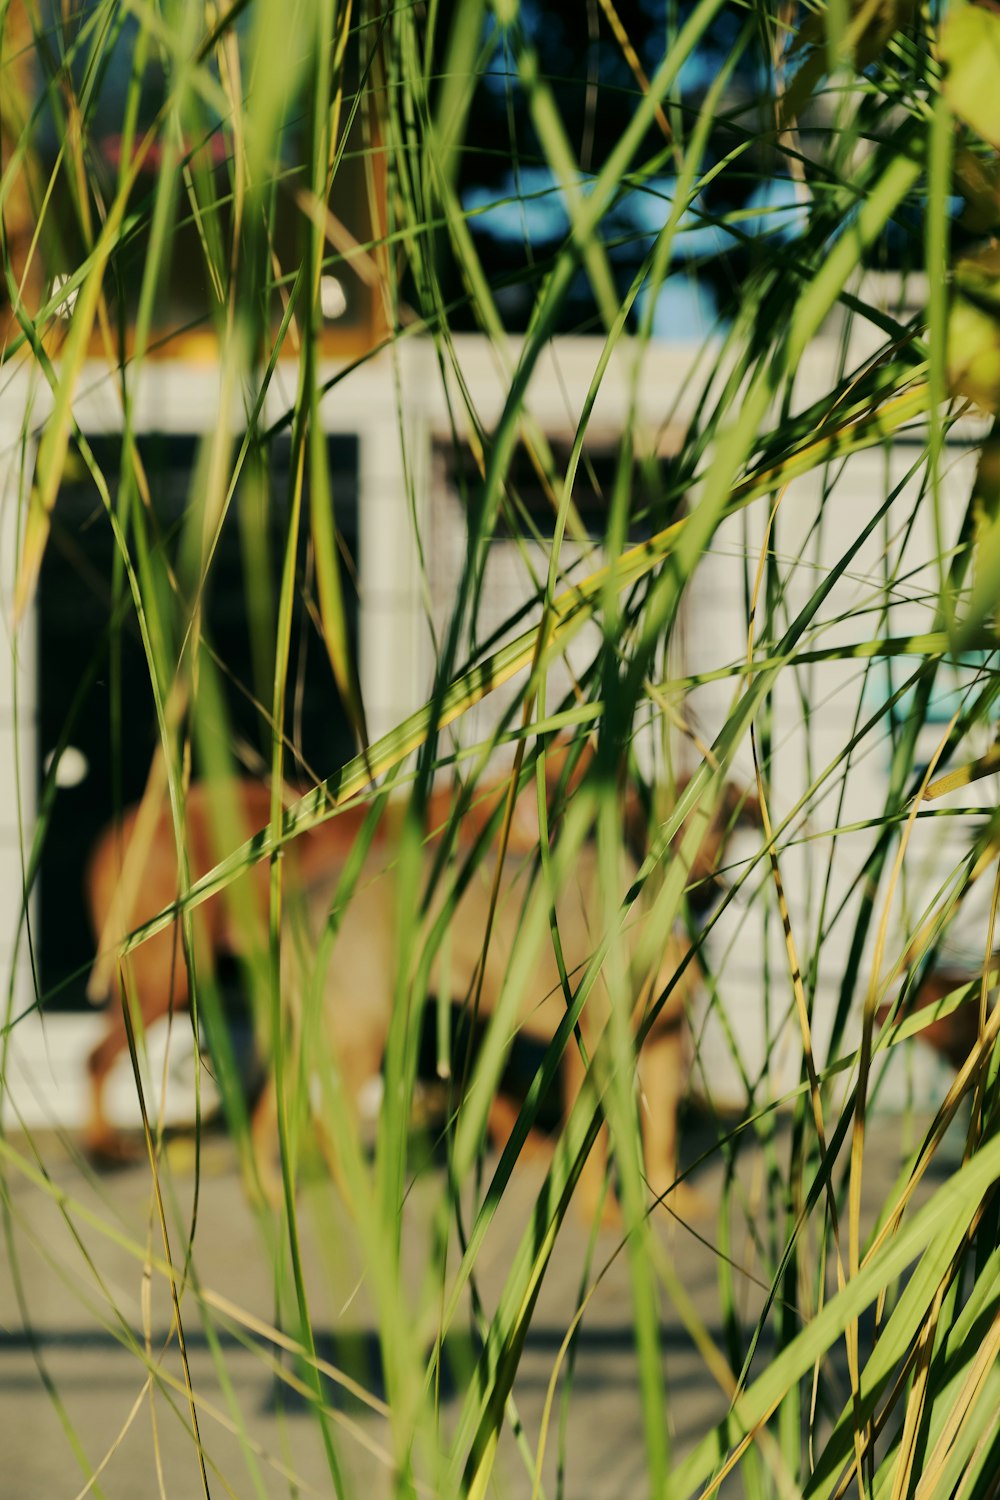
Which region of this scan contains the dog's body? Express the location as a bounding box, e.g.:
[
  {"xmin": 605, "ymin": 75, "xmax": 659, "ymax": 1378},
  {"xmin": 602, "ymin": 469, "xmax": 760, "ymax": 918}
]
[
  {"xmin": 288, "ymin": 832, "xmax": 695, "ymax": 1212},
  {"xmin": 84, "ymin": 757, "xmax": 750, "ymax": 1213},
  {"xmin": 83, "ymin": 769, "xmax": 554, "ymax": 1160}
]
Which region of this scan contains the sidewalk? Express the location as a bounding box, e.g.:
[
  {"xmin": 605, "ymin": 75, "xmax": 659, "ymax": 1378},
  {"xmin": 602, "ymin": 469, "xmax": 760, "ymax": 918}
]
[{"xmin": 0, "ymin": 1111, "xmax": 955, "ymax": 1499}]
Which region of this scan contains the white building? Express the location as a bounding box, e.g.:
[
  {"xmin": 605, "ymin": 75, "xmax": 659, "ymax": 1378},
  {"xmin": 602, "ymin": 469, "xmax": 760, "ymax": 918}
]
[{"xmin": 1, "ymin": 281, "xmax": 985, "ymax": 1135}]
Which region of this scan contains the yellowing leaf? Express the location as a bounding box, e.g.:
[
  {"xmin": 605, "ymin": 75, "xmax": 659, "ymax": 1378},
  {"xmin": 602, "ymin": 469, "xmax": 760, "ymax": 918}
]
[
  {"xmin": 947, "ymin": 248, "xmax": 1000, "ymax": 411},
  {"xmin": 14, "ymin": 489, "xmax": 52, "ymax": 625},
  {"xmin": 955, "ymin": 148, "xmax": 1000, "ymax": 234},
  {"xmin": 780, "ymin": 0, "xmax": 917, "ymax": 124},
  {"xmin": 963, "ymin": 437, "xmax": 1000, "ymax": 637},
  {"xmin": 941, "ymin": 1, "xmax": 1000, "ymax": 149}
]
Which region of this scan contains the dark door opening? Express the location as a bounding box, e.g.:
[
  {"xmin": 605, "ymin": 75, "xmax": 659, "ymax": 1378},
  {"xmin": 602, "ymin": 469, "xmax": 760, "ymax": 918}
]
[{"xmin": 36, "ymin": 431, "xmax": 360, "ymax": 1011}]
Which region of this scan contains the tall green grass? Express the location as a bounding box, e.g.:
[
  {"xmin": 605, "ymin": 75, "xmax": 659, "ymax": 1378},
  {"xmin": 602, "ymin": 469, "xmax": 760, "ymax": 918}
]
[{"xmin": 2, "ymin": 0, "xmax": 1000, "ymax": 1495}]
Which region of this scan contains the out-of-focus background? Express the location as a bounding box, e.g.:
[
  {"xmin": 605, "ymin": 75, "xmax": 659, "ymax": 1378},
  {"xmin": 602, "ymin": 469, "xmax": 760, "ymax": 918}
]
[{"xmin": 2, "ymin": 0, "xmax": 999, "ymax": 1495}]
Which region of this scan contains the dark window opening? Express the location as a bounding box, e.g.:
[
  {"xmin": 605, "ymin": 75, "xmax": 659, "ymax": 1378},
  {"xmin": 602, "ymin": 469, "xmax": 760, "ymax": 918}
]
[{"xmin": 441, "ymin": 438, "xmax": 677, "ymax": 540}]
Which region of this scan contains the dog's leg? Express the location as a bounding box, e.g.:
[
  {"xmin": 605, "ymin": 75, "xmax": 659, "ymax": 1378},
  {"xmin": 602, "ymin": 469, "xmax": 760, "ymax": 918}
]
[
  {"xmin": 85, "ymin": 997, "xmax": 142, "ymax": 1164},
  {"xmin": 249, "ymin": 1069, "xmax": 360, "ymax": 1213},
  {"xmin": 486, "ymin": 1091, "xmax": 553, "ymax": 1162},
  {"xmin": 561, "ymin": 1034, "xmax": 621, "ymax": 1227},
  {"xmin": 249, "ymin": 1075, "xmax": 284, "ymax": 1208},
  {"xmin": 638, "ymin": 1021, "xmax": 705, "ymax": 1219},
  {"xmin": 637, "ymin": 1024, "xmax": 681, "ymax": 1201},
  {"xmin": 84, "ymin": 934, "xmax": 190, "ymax": 1164}
]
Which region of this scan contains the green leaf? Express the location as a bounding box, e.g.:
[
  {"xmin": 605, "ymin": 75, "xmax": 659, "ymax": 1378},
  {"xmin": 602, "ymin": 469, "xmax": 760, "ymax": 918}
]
[{"xmin": 941, "ymin": 1, "xmax": 1000, "ymax": 149}]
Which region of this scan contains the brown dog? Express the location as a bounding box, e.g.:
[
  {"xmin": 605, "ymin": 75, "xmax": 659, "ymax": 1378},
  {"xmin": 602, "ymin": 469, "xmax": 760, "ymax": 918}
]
[
  {"xmin": 83, "ymin": 750, "xmax": 592, "ymax": 1161},
  {"xmin": 286, "ymin": 830, "xmax": 699, "ymax": 1217},
  {"xmin": 85, "ymin": 752, "xmax": 753, "ymax": 1212}
]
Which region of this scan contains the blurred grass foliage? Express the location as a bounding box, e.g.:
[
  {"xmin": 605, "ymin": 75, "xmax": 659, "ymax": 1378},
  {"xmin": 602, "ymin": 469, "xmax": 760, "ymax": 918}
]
[{"xmin": 2, "ymin": 0, "xmax": 1000, "ymax": 1495}]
